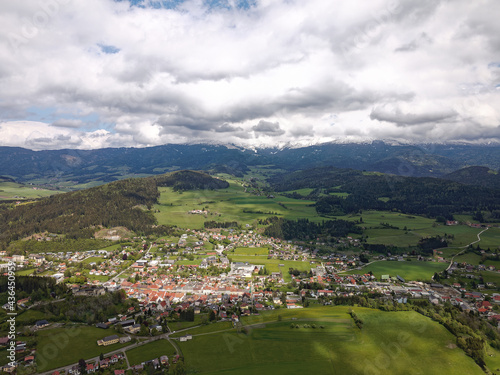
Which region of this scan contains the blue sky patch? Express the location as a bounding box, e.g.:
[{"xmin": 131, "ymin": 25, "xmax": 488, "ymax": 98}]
[
  {"xmin": 115, "ymin": 0, "xmax": 256, "ymax": 10},
  {"xmin": 98, "ymin": 44, "xmax": 121, "ymax": 54}
]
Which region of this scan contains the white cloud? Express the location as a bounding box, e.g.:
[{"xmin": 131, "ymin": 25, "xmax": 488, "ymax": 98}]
[{"xmin": 0, "ymin": 0, "xmax": 499, "ymax": 149}]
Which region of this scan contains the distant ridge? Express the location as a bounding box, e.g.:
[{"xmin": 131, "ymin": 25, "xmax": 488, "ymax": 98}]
[
  {"xmin": 0, "ymin": 142, "xmax": 499, "ymax": 186},
  {"xmin": 442, "ymin": 166, "xmax": 500, "ymax": 189}
]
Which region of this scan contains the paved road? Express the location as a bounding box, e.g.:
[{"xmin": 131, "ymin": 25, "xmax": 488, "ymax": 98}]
[
  {"xmin": 445, "ymin": 227, "xmax": 489, "ymax": 271},
  {"xmin": 110, "ymin": 243, "xmax": 154, "ymax": 282}
]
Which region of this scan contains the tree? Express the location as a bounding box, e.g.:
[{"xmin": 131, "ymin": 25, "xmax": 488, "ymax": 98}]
[
  {"xmin": 139, "ymin": 324, "xmax": 149, "ymax": 336},
  {"xmin": 209, "ymin": 309, "xmax": 216, "ymax": 321},
  {"xmin": 78, "ymin": 358, "xmax": 86, "ymax": 372}
]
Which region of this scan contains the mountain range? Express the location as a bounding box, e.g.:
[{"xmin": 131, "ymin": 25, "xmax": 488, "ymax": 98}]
[{"xmin": 0, "ymin": 142, "xmax": 499, "ymax": 186}]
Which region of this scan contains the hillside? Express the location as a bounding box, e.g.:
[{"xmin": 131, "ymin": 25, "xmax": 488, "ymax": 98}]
[
  {"xmin": 0, "ymin": 176, "xmax": 16, "ymax": 183},
  {"xmin": 154, "ymin": 170, "xmax": 229, "ymax": 191},
  {"xmin": 442, "ymin": 166, "xmax": 500, "ymax": 188},
  {"xmin": 0, "ymin": 170, "xmax": 228, "ymax": 249},
  {"xmin": 269, "ymin": 166, "xmax": 500, "ymax": 220}
]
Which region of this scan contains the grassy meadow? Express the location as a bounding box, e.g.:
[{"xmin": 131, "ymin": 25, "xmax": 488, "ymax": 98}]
[
  {"xmin": 177, "ymin": 306, "xmax": 484, "ymax": 375},
  {"xmin": 336, "ymin": 211, "xmax": 485, "ymax": 248},
  {"xmin": 36, "ymin": 326, "xmax": 130, "ymax": 371},
  {"xmin": 0, "ymin": 181, "xmax": 59, "ymax": 200},
  {"xmin": 344, "ymin": 260, "xmax": 448, "ymax": 281},
  {"xmin": 125, "ymin": 340, "xmax": 177, "ymax": 366},
  {"xmin": 153, "ymin": 181, "xmax": 318, "ymax": 229}
]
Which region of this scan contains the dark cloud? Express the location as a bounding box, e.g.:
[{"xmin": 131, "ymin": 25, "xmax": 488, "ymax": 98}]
[
  {"xmin": 370, "ymin": 107, "xmax": 457, "ymax": 127},
  {"xmin": 156, "ymin": 115, "xmax": 212, "ymax": 131},
  {"xmin": 215, "ymin": 123, "xmax": 243, "ymax": 133},
  {"xmin": 52, "ymin": 119, "xmax": 84, "ymax": 128},
  {"xmin": 252, "ymin": 120, "xmax": 285, "ymax": 136},
  {"xmin": 25, "ymin": 134, "xmax": 81, "ymax": 149}
]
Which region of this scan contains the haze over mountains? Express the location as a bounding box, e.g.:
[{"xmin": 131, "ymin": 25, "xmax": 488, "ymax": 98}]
[{"xmin": 0, "ymin": 142, "xmax": 499, "ymax": 186}]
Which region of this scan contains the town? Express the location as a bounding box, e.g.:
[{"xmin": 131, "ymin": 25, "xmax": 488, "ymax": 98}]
[{"xmin": 3, "ymin": 225, "xmax": 500, "ymax": 374}]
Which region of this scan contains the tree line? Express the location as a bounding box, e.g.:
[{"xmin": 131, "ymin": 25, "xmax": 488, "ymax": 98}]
[{"xmin": 263, "ymin": 217, "xmax": 362, "ymax": 240}]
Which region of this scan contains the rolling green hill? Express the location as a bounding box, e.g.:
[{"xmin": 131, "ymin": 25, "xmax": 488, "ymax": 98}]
[{"xmin": 0, "ymin": 170, "xmax": 228, "ymax": 249}]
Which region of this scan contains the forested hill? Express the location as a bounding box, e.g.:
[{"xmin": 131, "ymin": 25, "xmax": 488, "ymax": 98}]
[
  {"xmin": 0, "ymin": 170, "xmax": 228, "ymax": 249},
  {"xmin": 269, "ymin": 167, "xmax": 500, "ymax": 220},
  {"xmin": 154, "ymin": 170, "xmax": 229, "ymax": 191},
  {"xmin": 0, "ymin": 176, "xmax": 16, "ymax": 183},
  {"xmin": 442, "ymin": 166, "xmax": 500, "ymax": 189}
]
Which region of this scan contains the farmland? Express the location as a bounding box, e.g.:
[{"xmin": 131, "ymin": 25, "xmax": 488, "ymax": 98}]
[
  {"xmin": 0, "ymin": 181, "xmax": 60, "ymax": 200},
  {"xmin": 36, "ymin": 326, "xmax": 130, "ymax": 372},
  {"xmin": 177, "ymin": 306, "xmax": 484, "ymax": 375},
  {"xmin": 125, "ymin": 340, "xmax": 177, "ymax": 366},
  {"xmin": 153, "ymin": 181, "xmax": 318, "ymax": 229},
  {"xmin": 344, "ymin": 260, "xmax": 448, "ymax": 281}
]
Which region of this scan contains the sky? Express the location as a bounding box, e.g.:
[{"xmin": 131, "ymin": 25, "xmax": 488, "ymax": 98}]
[{"xmin": 0, "ymin": 0, "xmax": 499, "ymax": 150}]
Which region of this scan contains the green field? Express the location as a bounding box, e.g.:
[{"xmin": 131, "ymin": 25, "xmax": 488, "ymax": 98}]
[
  {"xmin": 454, "ymin": 252, "xmax": 483, "ymax": 265},
  {"xmin": 168, "ymin": 314, "xmax": 208, "ymax": 331},
  {"xmin": 345, "ymin": 260, "xmax": 448, "ymax": 281},
  {"xmin": 15, "ymin": 268, "xmax": 36, "ymax": 276},
  {"xmin": 82, "ymin": 256, "xmax": 104, "ymax": 264},
  {"xmin": 170, "ymin": 321, "xmax": 234, "ymax": 338},
  {"xmin": 125, "ymin": 340, "xmax": 177, "ymax": 366},
  {"xmin": 36, "ymin": 326, "xmax": 130, "ymax": 371},
  {"xmin": 177, "ymin": 306, "xmax": 484, "ymax": 375},
  {"xmin": 233, "ymin": 247, "xmax": 269, "ymax": 256},
  {"xmin": 16, "ymin": 309, "xmax": 50, "ymax": 325},
  {"xmin": 334, "ymin": 211, "xmax": 489, "ymax": 249},
  {"xmin": 0, "ymin": 181, "xmax": 60, "ymax": 200},
  {"xmin": 153, "ymin": 182, "xmax": 318, "ymax": 229},
  {"xmin": 365, "ymin": 228, "xmax": 422, "ymax": 247},
  {"xmin": 478, "ymin": 228, "xmax": 500, "ymax": 250}
]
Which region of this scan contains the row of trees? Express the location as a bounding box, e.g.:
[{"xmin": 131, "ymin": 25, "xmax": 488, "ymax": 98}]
[{"xmin": 263, "ymin": 217, "xmax": 362, "ymax": 240}]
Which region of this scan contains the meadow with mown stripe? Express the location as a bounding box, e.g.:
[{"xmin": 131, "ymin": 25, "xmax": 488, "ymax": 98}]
[{"xmin": 177, "ymin": 306, "xmax": 485, "ymax": 375}]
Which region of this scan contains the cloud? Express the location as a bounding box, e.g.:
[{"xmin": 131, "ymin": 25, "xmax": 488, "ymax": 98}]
[
  {"xmin": 52, "ymin": 119, "xmax": 84, "ymax": 128},
  {"xmin": 395, "ymin": 33, "xmax": 432, "ymax": 52},
  {"xmin": 215, "ymin": 123, "xmax": 243, "ymax": 133},
  {"xmin": 0, "ymin": 0, "xmax": 499, "ymax": 149},
  {"xmin": 252, "ymin": 120, "xmax": 285, "ymax": 137},
  {"xmin": 370, "ymin": 106, "xmax": 457, "ymax": 127}
]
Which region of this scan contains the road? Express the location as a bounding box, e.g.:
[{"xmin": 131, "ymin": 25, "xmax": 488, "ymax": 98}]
[
  {"xmin": 445, "ymin": 227, "xmax": 489, "ymax": 271},
  {"xmin": 110, "ymin": 243, "xmax": 154, "ymax": 282}
]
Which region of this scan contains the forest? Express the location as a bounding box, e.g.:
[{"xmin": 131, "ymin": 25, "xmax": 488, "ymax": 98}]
[
  {"xmin": 270, "ymin": 167, "xmax": 500, "ymax": 219},
  {"xmin": 0, "ymin": 170, "xmax": 228, "ymax": 250},
  {"xmin": 262, "ymin": 217, "xmax": 362, "ymax": 240},
  {"xmin": 153, "ymin": 170, "xmax": 229, "ymax": 191}
]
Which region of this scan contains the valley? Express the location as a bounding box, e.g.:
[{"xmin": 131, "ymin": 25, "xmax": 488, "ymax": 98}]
[{"xmin": 0, "ymin": 163, "xmax": 500, "ymax": 374}]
